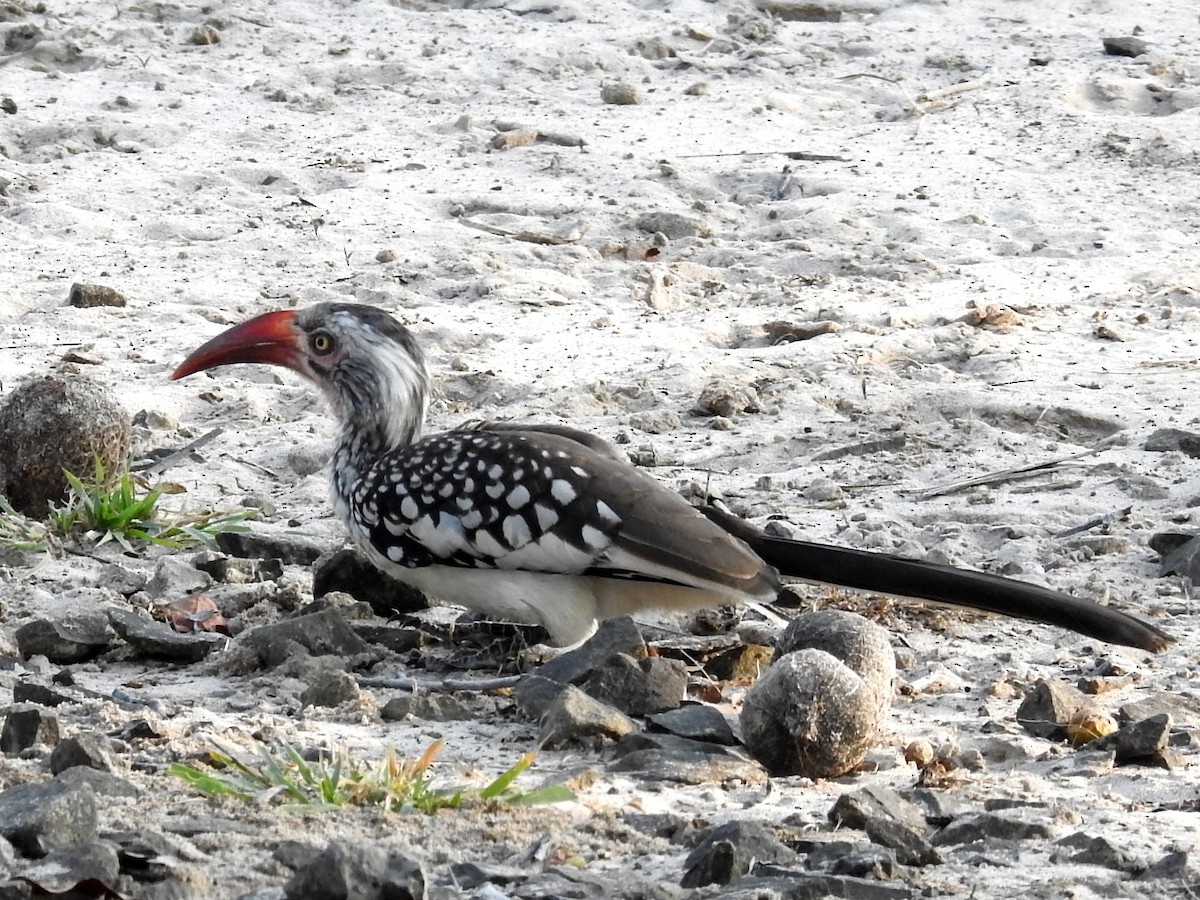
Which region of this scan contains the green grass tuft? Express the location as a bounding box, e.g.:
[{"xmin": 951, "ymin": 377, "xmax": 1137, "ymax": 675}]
[
  {"xmin": 0, "ymin": 457, "xmax": 255, "ymax": 554},
  {"xmin": 169, "ymin": 739, "xmax": 575, "ymax": 814}
]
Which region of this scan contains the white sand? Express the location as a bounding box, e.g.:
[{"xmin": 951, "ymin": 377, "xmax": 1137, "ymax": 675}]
[{"xmin": 2, "ymin": 0, "xmax": 1200, "ymax": 895}]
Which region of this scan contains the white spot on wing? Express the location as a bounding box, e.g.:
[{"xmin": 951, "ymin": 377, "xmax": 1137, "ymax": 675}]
[
  {"xmin": 534, "ymin": 503, "xmax": 558, "ymax": 531},
  {"xmin": 507, "ymin": 485, "xmax": 531, "ymax": 509},
  {"xmin": 502, "ymin": 532, "xmax": 595, "ymax": 571},
  {"xmin": 550, "ymin": 479, "xmax": 577, "ymax": 505},
  {"xmin": 594, "ymin": 500, "xmax": 620, "ymax": 526},
  {"xmin": 409, "ymin": 511, "xmax": 467, "ymax": 557},
  {"xmin": 400, "ymin": 496, "xmax": 419, "ymax": 520},
  {"xmin": 503, "ymin": 514, "xmax": 532, "ymax": 548},
  {"xmin": 473, "ymin": 528, "xmax": 508, "ymax": 559},
  {"xmin": 580, "ymin": 524, "xmax": 608, "ymax": 551}
]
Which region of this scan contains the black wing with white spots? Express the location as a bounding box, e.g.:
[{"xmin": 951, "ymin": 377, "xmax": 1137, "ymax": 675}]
[
  {"xmin": 338, "ymin": 425, "xmax": 778, "ymax": 599},
  {"xmin": 343, "ymin": 428, "xmax": 628, "ymax": 576}
]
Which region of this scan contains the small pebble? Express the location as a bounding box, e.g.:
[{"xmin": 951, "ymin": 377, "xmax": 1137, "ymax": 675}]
[
  {"xmin": 904, "ymin": 739, "xmax": 935, "ymax": 767},
  {"xmin": 189, "ymin": 25, "xmax": 221, "ymax": 45},
  {"xmin": 1102, "ymin": 36, "xmax": 1148, "ymax": 58},
  {"xmin": 601, "ymin": 82, "xmax": 644, "ymax": 105}
]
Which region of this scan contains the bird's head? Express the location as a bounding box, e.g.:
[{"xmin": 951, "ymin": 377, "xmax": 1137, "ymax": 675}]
[{"xmin": 173, "ymin": 302, "xmax": 430, "ymax": 449}]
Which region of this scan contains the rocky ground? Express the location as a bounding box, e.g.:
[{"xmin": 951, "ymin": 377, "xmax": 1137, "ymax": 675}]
[{"xmin": 3, "ymin": 0, "xmax": 1200, "ymax": 897}]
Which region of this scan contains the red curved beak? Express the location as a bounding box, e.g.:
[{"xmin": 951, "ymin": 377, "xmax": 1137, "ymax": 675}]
[{"xmin": 172, "ymin": 310, "xmax": 302, "ymax": 380}]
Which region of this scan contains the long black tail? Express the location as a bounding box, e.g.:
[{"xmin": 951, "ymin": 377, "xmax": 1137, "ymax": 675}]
[{"xmin": 703, "ymin": 505, "xmax": 1173, "ymax": 653}]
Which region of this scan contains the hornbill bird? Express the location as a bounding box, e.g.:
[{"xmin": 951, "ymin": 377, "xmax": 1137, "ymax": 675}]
[{"xmin": 172, "ymin": 302, "xmax": 1172, "ymax": 653}]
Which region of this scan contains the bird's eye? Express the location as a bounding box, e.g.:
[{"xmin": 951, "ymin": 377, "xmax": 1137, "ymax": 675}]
[{"xmin": 311, "ymin": 332, "xmax": 336, "ymax": 356}]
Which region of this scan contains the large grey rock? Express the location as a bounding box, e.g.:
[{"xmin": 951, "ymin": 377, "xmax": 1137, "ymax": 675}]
[
  {"xmin": 239, "ymin": 609, "xmax": 373, "ymax": 669},
  {"xmin": 283, "ymin": 840, "xmax": 425, "ymax": 900},
  {"xmin": 14, "ymin": 615, "xmax": 112, "ymax": 664},
  {"xmin": 0, "ymin": 781, "xmax": 98, "ymax": 856},
  {"xmin": 106, "ymin": 607, "xmax": 224, "ymax": 662},
  {"xmin": 539, "ymin": 685, "xmax": 637, "ymax": 748},
  {"xmin": 49, "ymin": 732, "xmax": 117, "ymax": 775}
]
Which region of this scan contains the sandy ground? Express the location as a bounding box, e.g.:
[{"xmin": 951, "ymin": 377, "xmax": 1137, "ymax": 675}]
[{"xmin": 3, "ymin": 0, "xmax": 1200, "ymax": 896}]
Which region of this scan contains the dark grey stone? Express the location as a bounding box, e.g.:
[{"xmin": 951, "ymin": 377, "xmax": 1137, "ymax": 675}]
[
  {"xmin": 539, "ymin": 685, "xmax": 636, "ymax": 748},
  {"xmin": 67, "ymin": 283, "xmax": 127, "ymax": 308},
  {"xmin": 14, "ymin": 616, "xmax": 112, "ymax": 664},
  {"xmin": 349, "ymin": 624, "xmax": 423, "ymax": 654},
  {"xmin": 1, "ymin": 706, "xmax": 60, "ymax": 754},
  {"xmin": 829, "ymin": 786, "xmax": 929, "ymax": 834},
  {"xmin": 283, "ymin": 840, "xmax": 425, "ymax": 900},
  {"xmin": 106, "ymin": 607, "xmax": 225, "ymax": 663},
  {"xmin": 1054, "ymin": 833, "xmax": 1143, "ymax": 873},
  {"xmin": 446, "ymin": 861, "xmax": 526, "ymax": 889},
  {"xmin": 608, "ymin": 748, "xmax": 766, "ymax": 786},
  {"xmin": 862, "ymin": 817, "xmax": 940, "ymax": 867},
  {"xmin": 240, "ymin": 609, "xmax": 373, "ymax": 669},
  {"xmin": 647, "ymin": 704, "xmax": 737, "ymax": 745},
  {"xmin": 0, "ymin": 781, "xmax": 98, "ymax": 856},
  {"xmin": 538, "ymin": 617, "xmax": 646, "ymax": 685},
  {"xmin": 795, "ymin": 838, "xmax": 870, "ymax": 870},
  {"xmin": 1154, "ymin": 534, "xmax": 1200, "ymax": 579},
  {"xmin": 1102, "ymin": 36, "xmax": 1149, "ymax": 58},
  {"xmin": 510, "ymin": 674, "xmax": 568, "ymax": 722},
  {"xmin": 932, "ymin": 812, "xmax": 1055, "ymax": 846},
  {"xmin": 49, "ymin": 732, "xmax": 116, "ymax": 775},
  {"xmin": 298, "ymin": 669, "xmax": 359, "ymax": 709},
  {"xmin": 1141, "ymin": 850, "xmax": 1190, "ymax": 880},
  {"xmin": 615, "ymin": 730, "xmax": 740, "ymax": 759},
  {"xmin": 11, "ymin": 681, "xmax": 76, "ymax": 708},
  {"xmin": 1121, "ymin": 693, "xmax": 1200, "ymax": 729},
  {"xmin": 1015, "ymin": 679, "xmax": 1086, "ymax": 740},
  {"xmin": 583, "ymin": 653, "xmax": 686, "ymax": 716},
  {"xmin": 681, "ymin": 821, "xmax": 795, "ymax": 888},
  {"xmin": 216, "ymin": 530, "xmax": 326, "ymax": 566},
  {"xmin": 312, "ymin": 547, "xmax": 426, "ymax": 617},
  {"xmin": 15, "ymin": 840, "xmax": 119, "ymax": 894},
  {"xmin": 380, "ymin": 694, "xmax": 475, "ymax": 722},
  {"xmin": 720, "ymin": 872, "xmax": 913, "ymax": 900},
  {"xmin": 56, "ymin": 767, "xmax": 141, "ymax": 799},
  {"xmin": 1144, "ymin": 427, "xmax": 1200, "ymax": 453},
  {"xmin": 1093, "ymin": 713, "xmax": 1173, "ymax": 766},
  {"xmin": 145, "ymin": 557, "xmax": 213, "ymax": 600},
  {"xmin": 829, "ymin": 848, "xmax": 900, "ymax": 879}
]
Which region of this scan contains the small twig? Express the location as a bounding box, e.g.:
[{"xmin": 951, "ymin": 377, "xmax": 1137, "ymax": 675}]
[
  {"xmin": 0, "ymin": 340, "xmax": 83, "ymax": 350},
  {"xmin": 357, "ymin": 673, "xmax": 523, "ymax": 693},
  {"xmin": 903, "ymin": 444, "xmax": 1113, "ymax": 500},
  {"xmin": 917, "ymin": 74, "xmax": 999, "ymax": 103},
  {"xmin": 134, "ymin": 428, "xmax": 224, "ymax": 475},
  {"xmin": 1055, "ymin": 506, "xmax": 1133, "ymax": 538},
  {"xmin": 232, "ymin": 13, "xmax": 273, "ymax": 27},
  {"xmin": 674, "ymin": 150, "xmax": 849, "ymax": 161},
  {"xmin": 457, "ymin": 217, "xmax": 583, "ymax": 245}
]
